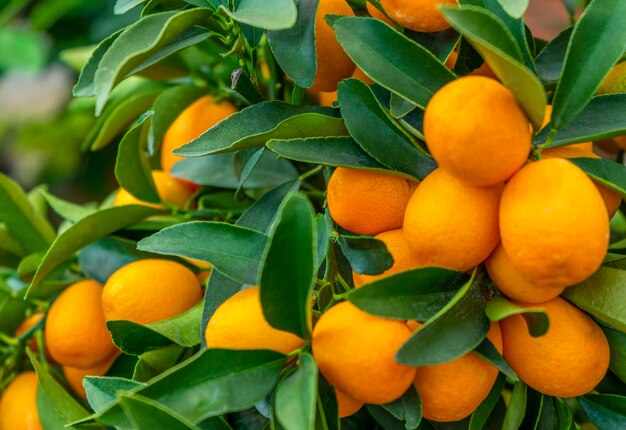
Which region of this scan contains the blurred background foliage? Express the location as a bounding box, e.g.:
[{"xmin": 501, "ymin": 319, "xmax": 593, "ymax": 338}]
[{"xmin": 0, "ymin": 0, "xmax": 588, "ymax": 207}]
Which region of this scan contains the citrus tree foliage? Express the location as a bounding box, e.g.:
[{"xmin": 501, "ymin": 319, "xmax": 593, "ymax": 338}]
[{"xmin": 1, "ymin": 0, "xmax": 626, "ymax": 429}]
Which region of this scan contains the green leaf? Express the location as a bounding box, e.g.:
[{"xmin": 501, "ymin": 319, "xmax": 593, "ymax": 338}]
[
  {"xmin": 0, "ymin": 26, "xmax": 47, "ymax": 71},
  {"xmin": 260, "ymin": 193, "xmax": 316, "ymax": 339},
  {"xmin": 550, "ymin": 0, "xmax": 626, "ymax": 131},
  {"xmin": 37, "ymin": 387, "xmax": 82, "ymax": 430},
  {"xmin": 28, "ymin": 350, "xmax": 91, "ymax": 424},
  {"xmin": 331, "ymin": 16, "xmax": 455, "ymax": 108},
  {"xmin": 0, "ymin": 173, "xmax": 56, "ymax": 254},
  {"xmin": 91, "ymin": 8, "xmax": 213, "ymax": 114},
  {"xmin": 388, "ymin": 94, "xmax": 416, "ymax": 119},
  {"xmin": 366, "ymin": 404, "xmax": 408, "ymax": 430},
  {"xmin": 535, "ymin": 27, "xmax": 572, "ymax": 87},
  {"xmin": 337, "ymin": 79, "xmax": 436, "ymax": 180},
  {"xmin": 502, "ymin": 381, "xmax": 527, "ymax": 430},
  {"xmin": 138, "ymin": 222, "xmax": 267, "ymax": 284},
  {"xmin": 380, "ymin": 387, "xmax": 422, "ymax": 430},
  {"xmin": 84, "ymin": 377, "xmax": 144, "ymax": 413},
  {"xmin": 27, "ymin": 205, "xmax": 162, "ymax": 298},
  {"xmin": 115, "ymin": 113, "xmax": 160, "ymax": 203},
  {"xmin": 97, "ymin": 349, "xmax": 286, "ymax": 424},
  {"xmin": 537, "ymin": 94, "xmax": 626, "ymax": 148},
  {"xmin": 115, "ymin": 0, "xmax": 148, "ymax": 14},
  {"xmin": 563, "ymin": 267, "xmax": 626, "ymax": 333},
  {"xmin": 150, "ymin": 85, "xmax": 207, "ymax": 156},
  {"xmin": 496, "ymin": 0, "xmax": 528, "ymax": 18},
  {"xmin": 485, "ymin": 295, "xmax": 549, "ymax": 337},
  {"xmin": 275, "ymin": 353, "xmax": 318, "ymax": 430},
  {"xmin": 568, "ymin": 157, "xmax": 626, "ymax": 199},
  {"xmin": 578, "ymin": 394, "xmax": 626, "ymax": 430},
  {"xmin": 108, "ymin": 302, "xmax": 202, "ymax": 355},
  {"xmin": 174, "ymin": 102, "xmax": 344, "ymax": 157},
  {"xmin": 267, "ymin": 0, "xmax": 317, "ymax": 88},
  {"xmin": 338, "ymin": 235, "xmax": 393, "ymax": 276},
  {"xmin": 74, "ymin": 34, "xmax": 123, "ymax": 98},
  {"xmin": 0, "ymin": 224, "xmax": 25, "ymax": 258},
  {"xmin": 133, "ymin": 345, "xmax": 185, "ymax": 382},
  {"xmin": 348, "ymin": 267, "xmax": 468, "ymax": 320},
  {"xmin": 120, "ymin": 394, "xmax": 200, "ymax": 429},
  {"xmin": 601, "ymin": 324, "xmax": 626, "ymax": 384},
  {"xmin": 469, "ymin": 374, "xmax": 506, "ymax": 430},
  {"xmin": 222, "ymin": 0, "xmax": 297, "ymax": 31},
  {"xmin": 474, "ymin": 338, "xmax": 518, "ymax": 381},
  {"xmin": 267, "ymin": 137, "xmax": 388, "ymax": 171},
  {"xmin": 395, "ymin": 271, "xmax": 489, "ymax": 366},
  {"xmin": 85, "ymin": 80, "xmax": 164, "ymax": 151},
  {"xmin": 237, "ymin": 179, "xmax": 302, "ymax": 233},
  {"xmin": 440, "ymin": 6, "xmax": 547, "ymax": 130},
  {"xmin": 405, "ymin": 28, "xmax": 460, "ymax": 63}
]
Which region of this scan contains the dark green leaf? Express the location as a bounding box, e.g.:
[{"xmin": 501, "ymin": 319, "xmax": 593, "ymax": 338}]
[
  {"xmin": 380, "ymin": 387, "xmax": 422, "ymax": 430},
  {"xmin": 563, "ymin": 267, "xmax": 626, "ymax": 333},
  {"xmin": 0, "ymin": 173, "xmax": 56, "ymax": 254},
  {"xmin": 223, "ymin": 0, "xmax": 297, "ymax": 31},
  {"xmin": 535, "ymin": 27, "xmax": 572, "ymax": 87},
  {"xmin": 485, "ymin": 295, "xmax": 549, "ymax": 337},
  {"xmin": 568, "ymin": 157, "xmax": 626, "ymax": 199},
  {"xmin": 28, "ymin": 350, "xmax": 91, "ymax": 424},
  {"xmin": 338, "ymin": 79, "xmax": 436, "ymax": 180},
  {"xmin": 578, "ymin": 394, "xmax": 626, "ymax": 430},
  {"xmin": 133, "ymin": 345, "xmax": 185, "ymax": 382},
  {"xmin": 502, "ymin": 381, "xmax": 527, "ymax": 430},
  {"xmin": 440, "ymin": 6, "xmax": 546, "ymax": 129},
  {"xmin": 331, "ymin": 16, "xmax": 455, "ymax": 108},
  {"xmin": 469, "ymin": 374, "xmax": 506, "ymax": 430},
  {"xmin": 174, "ymin": 102, "xmax": 343, "ymax": 156},
  {"xmin": 601, "ymin": 324, "xmax": 626, "ymax": 384},
  {"xmin": 395, "ymin": 271, "xmax": 489, "ymax": 366},
  {"xmin": 27, "ymin": 205, "xmax": 162, "ymax": 298},
  {"xmin": 267, "ymin": 0, "xmax": 317, "ymax": 88},
  {"xmin": 267, "ymin": 137, "xmax": 388, "ymax": 171},
  {"xmin": 108, "ymin": 302, "xmax": 202, "ymax": 355},
  {"xmin": 73, "ymin": 30, "xmax": 123, "ymax": 97},
  {"xmin": 405, "ymin": 28, "xmax": 460, "ymax": 62},
  {"xmin": 388, "ymin": 94, "xmax": 416, "ymax": 119},
  {"xmin": 366, "ymin": 405, "xmax": 407, "ymax": 430},
  {"xmin": 149, "ymin": 85, "xmax": 207, "ymax": 156},
  {"xmin": 338, "ymin": 235, "xmax": 393, "ymax": 276},
  {"xmin": 92, "ymin": 9, "xmax": 213, "ymax": 114},
  {"xmin": 474, "ymin": 338, "xmax": 518, "ymax": 381},
  {"xmin": 137, "ymin": 221, "xmax": 267, "ymax": 285},
  {"xmin": 348, "ymin": 267, "xmax": 468, "ymax": 321},
  {"xmin": 260, "ymin": 193, "xmax": 316, "ymax": 338},
  {"xmin": 84, "ymin": 377, "xmax": 144, "ymax": 414},
  {"xmin": 237, "ymin": 179, "xmax": 301, "ymax": 233},
  {"xmin": 115, "ymin": 113, "xmax": 160, "ymax": 203},
  {"xmin": 120, "ymin": 393, "xmax": 200, "ymax": 429},
  {"xmin": 275, "ymin": 353, "xmax": 318, "ymax": 430},
  {"xmin": 550, "ymin": 0, "xmax": 626, "ymax": 131},
  {"xmin": 537, "ymin": 94, "xmax": 626, "ymax": 148}
]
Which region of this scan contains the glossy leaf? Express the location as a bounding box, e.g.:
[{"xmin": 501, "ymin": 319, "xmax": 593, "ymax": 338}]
[
  {"xmin": 563, "ymin": 267, "xmax": 626, "ymax": 333},
  {"xmin": 441, "ymin": 6, "xmax": 546, "ymax": 129},
  {"xmin": 380, "ymin": 387, "xmax": 422, "ymax": 430},
  {"xmin": 108, "ymin": 302, "xmax": 202, "ymax": 355},
  {"xmin": 502, "ymin": 381, "xmax": 527, "ymax": 430},
  {"xmin": 395, "ymin": 271, "xmax": 489, "ymax": 366},
  {"xmin": 115, "ymin": 113, "xmax": 160, "ymax": 203},
  {"xmin": 537, "ymin": 94, "xmax": 626, "ymax": 148},
  {"xmin": 222, "ymin": 0, "xmax": 297, "ymax": 31},
  {"xmin": 73, "ymin": 30, "xmax": 122, "ymax": 97},
  {"xmin": 568, "ymin": 157, "xmax": 626, "ymax": 199},
  {"xmin": 0, "ymin": 173, "xmax": 56, "ymax": 254},
  {"xmin": 260, "ymin": 193, "xmax": 316, "ymax": 339},
  {"xmin": 92, "ymin": 8, "xmax": 213, "ymax": 114},
  {"xmin": 28, "ymin": 351, "xmax": 91, "ymax": 425},
  {"xmin": 27, "ymin": 205, "xmax": 162, "ymax": 298},
  {"xmin": 338, "ymin": 79, "xmax": 436, "ymax": 180},
  {"xmin": 405, "ymin": 28, "xmax": 460, "ymax": 62},
  {"xmin": 267, "ymin": 137, "xmax": 388, "ymax": 171},
  {"xmin": 267, "ymin": 0, "xmax": 317, "ymax": 88},
  {"xmin": 497, "ymin": 0, "xmax": 528, "ymax": 18},
  {"xmin": 485, "ymin": 295, "xmax": 549, "ymax": 337},
  {"xmin": 338, "ymin": 235, "xmax": 393, "ymax": 276},
  {"xmin": 331, "ymin": 16, "xmax": 455, "ymax": 108},
  {"xmin": 535, "ymin": 27, "xmax": 572, "ymax": 87},
  {"xmin": 119, "ymin": 394, "xmax": 200, "ymax": 429},
  {"xmin": 550, "ymin": 0, "xmax": 626, "ymax": 131},
  {"xmin": 475, "ymin": 338, "xmax": 518, "ymax": 381},
  {"xmin": 578, "ymin": 395, "xmax": 626, "ymax": 430},
  {"xmin": 115, "ymin": 0, "xmax": 147, "ymax": 14},
  {"xmin": 174, "ymin": 102, "xmax": 343, "ymax": 156},
  {"xmin": 137, "ymin": 222, "xmax": 268, "ymax": 285},
  {"xmin": 601, "ymin": 325, "xmax": 626, "ymax": 384},
  {"xmin": 469, "ymin": 374, "xmax": 506, "ymax": 430},
  {"xmin": 84, "ymin": 377, "xmax": 144, "ymax": 414},
  {"xmin": 237, "ymin": 179, "xmax": 302, "ymax": 234},
  {"xmin": 275, "ymin": 353, "xmax": 318, "ymax": 430},
  {"xmin": 348, "ymin": 267, "xmax": 468, "ymax": 321}
]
